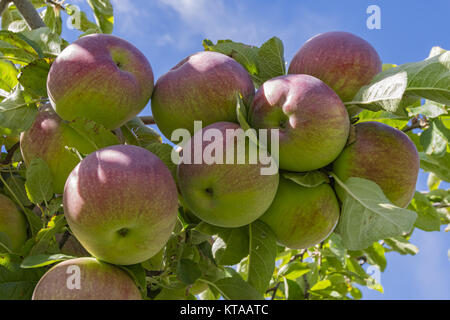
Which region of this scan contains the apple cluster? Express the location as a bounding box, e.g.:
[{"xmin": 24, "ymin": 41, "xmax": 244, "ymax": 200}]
[{"xmin": 5, "ymin": 32, "xmax": 420, "ymax": 299}]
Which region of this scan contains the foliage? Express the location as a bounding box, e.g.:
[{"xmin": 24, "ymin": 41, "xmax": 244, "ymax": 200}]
[{"xmin": 0, "ymin": 0, "xmax": 448, "ymax": 300}]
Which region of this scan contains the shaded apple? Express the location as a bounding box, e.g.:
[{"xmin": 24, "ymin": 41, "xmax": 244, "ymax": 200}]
[
  {"xmin": 47, "ymin": 34, "xmax": 154, "ymax": 130},
  {"xmin": 288, "ymin": 31, "xmax": 382, "ymax": 112},
  {"xmin": 151, "ymin": 51, "xmax": 255, "ymax": 139},
  {"xmin": 259, "ymin": 177, "xmax": 340, "ymax": 249},
  {"xmin": 248, "ymin": 74, "xmax": 350, "ymax": 172},
  {"xmin": 333, "ymin": 121, "xmax": 420, "ymax": 207},
  {"xmin": 0, "ymin": 194, "xmax": 28, "ymax": 253},
  {"xmin": 55, "ymin": 233, "xmax": 90, "ymax": 257},
  {"xmin": 20, "ymin": 105, "xmax": 97, "ymax": 194},
  {"xmin": 32, "ymin": 257, "xmax": 142, "ymax": 300},
  {"xmin": 63, "ymin": 145, "xmax": 178, "ymax": 265},
  {"xmin": 177, "ymin": 122, "xmax": 279, "ymax": 228}
]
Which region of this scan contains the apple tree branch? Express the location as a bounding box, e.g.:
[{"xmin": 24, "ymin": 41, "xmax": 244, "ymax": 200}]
[{"xmin": 12, "ymin": 0, "xmax": 46, "ymax": 29}]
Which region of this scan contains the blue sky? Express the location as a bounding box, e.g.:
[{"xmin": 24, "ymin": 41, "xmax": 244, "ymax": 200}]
[{"xmin": 65, "ymin": 0, "xmax": 449, "ymax": 299}]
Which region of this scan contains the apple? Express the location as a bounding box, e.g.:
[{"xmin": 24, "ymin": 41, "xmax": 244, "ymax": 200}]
[
  {"xmin": 259, "ymin": 177, "xmax": 340, "ymax": 249},
  {"xmin": 55, "ymin": 233, "xmax": 90, "ymax": 257},
  {"xmin": 0, "ymin": 194, "xmax": 28, "ymax": 253},
  {"xmin": 47, "ymin": 34, "xmax": 154, "ymax": 130},
  {"xmin": 248, "ymin": 74, "xmax": 350, "ymax": 172},
  {"xmin": 151, "ymin": 51, "xmax": 255, "ymax": 139},
  {"xmin": 32, "ymin": 257, "xmax": 142, "ymax": 300},
  {"xmin": 177, "ymin": 122, "xmax": 279, "ymax": 228},
  {"xmin": 288, "ymin": 31, "xmax": 382, "ymax": 112},
  {"xmin": 20, "ymin": 105, "xmax": 97, "ymax": 194},
  {"xmin": 333, "ymin": 121, "xmax": 420, "ymax": 207},
  {"xmin": 63, "ymin": 145, "xmax": 178, "ymax": 265}
]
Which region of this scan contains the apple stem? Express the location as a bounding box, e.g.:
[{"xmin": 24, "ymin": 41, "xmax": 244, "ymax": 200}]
[{"xmin": 12, "ymin": 0, "xmax": 46, "ymax": 29}]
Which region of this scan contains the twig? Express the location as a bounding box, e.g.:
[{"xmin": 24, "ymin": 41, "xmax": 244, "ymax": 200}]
[
  {"xmin": 402, "ymin": 117, "xmax": 428, "ymax": 133},
  {"xmin": 0, "ymin": 0, "xmax": 11, "ymax": 16},
  {"xmin": 139, "ymin": 116, "xmax": 155, "ymax": 125},
  {"xmin": 433, "ymin": 202, "xmax": 450, "ymax": 209},
  {"xmin": 0, "ymin": 142, "xmax": 19, "ymax": 165},
  {"xmin": 46, "ymin": 0, "xmax": 65, "ymax": 11},
  {"xmin": 270, "ymin": 282, "xmax": 280, "ymax": 300},
  {"xmin": 12, "ymin": 0, "xmax": 46, "ymax": 29}
]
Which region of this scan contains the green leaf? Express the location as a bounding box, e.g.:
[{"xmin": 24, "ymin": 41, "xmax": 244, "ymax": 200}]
[
  {"xmin": 42, "ymin": 6, "xmax": 62, "ymax": 36},
  {"xmin": 67, "ymin": 117, "xmax": 120, "ymax": 151},
  {"xmin": 384, "ymin": 236, "xmax": 419, "ymax": 255},
  {"xmin": 21, "ymin": 253, "xmax": 74, "ymax": 268},
  {"xmin": 357, "ymin": 109, "xmax": 409, "ymax": 129},
  {"xmin": 1, "ymin": 9, "xmax": 29, "ymax": 33},
  {"xmin": 20, "ymin": 27, "xmax": 62, "ymax": 56},
  {"xmin": 0, "ymin": 60, "xmax": 18, "ymax": 92},
  {"xmin": 28, "ymin": 215, "xmax": 66, "ymax": 256},
  {"xmin": 4, "ymin": 175, "xmax": 32, "ymax": 206},
  {"xmin": 195, "ymin": 222, "xmax": 249, "ymax": 266},
  {"xmin": 18, "ymin": 58, "xmax": 52, "ymax": 97},
  {"xmin": 408, "ymin": 191, "xmax": 441, "ymax": 231},
  {"xmin": 121, "ymin": 117, "xmax": 161, "ymax": 147},
  {"xmin": 86, "ymin": 0, "xmax": 114, "ymax": 34},
  {"xmin": 427, "ymin": 173, "xmax": 441, "ymax": 190},
  {"xmin": 409, "ymin": 101, "xmax": 448, "ymax": 118},
  {"xmin": 177, "ymin": 259, "xmax": 202, "ymax": 285},
  {"xmin": 208, "ymin": 267, "xmax": 263, "ymax": 300},
  {"xmin": 420, "ymin": 118, "xmax": 450, "ymax": 157},
  {"xmin": 0, "ymin": 232, "xmax": 12, "ymax": 253},
  {"xmin": 256, "ymin": 37, "xmax": 286, "ymax": 85},
  {"xmin": 25, "ymin": 158, "xmax": 54, "ymax": 204},
  {"xmin": 0, "ymin": 254, "xmax": 46, "ymax": 300},
  {"xmin": 0, "ymin": 30, "xmax": 40, "ymax": 64},
  {"xmin": 247, "ymin": 221, "xmax": 277, "ymax": 294},
  {"xmin": 363, "ymin": 242, "xmax": 387, "ymax": 272},
  {"xmin": 278, "ymin": 261, "xmax": 311, "ymax": 280},
  {"xmin": 0, "ymin": 84, "xmax": 38, "ymax": 135},
  {"xmin": 348, "ymin": 50, "xmax": 450, "ymax": 115},
  {"xmin": 333, "ymin": 175, "xmax": 418, "ymax": 250},
  {"xmin": 283, "ymin": 277, "xmax": 304, "ymax": 300},
  {"xmin": 66, "ymin": 5, "xmax": 101, "ymax": 34},
  {"xmin": 310, "ymin": 279, "xmax": 332, "ymax": 291},
  {"xmin": 283, "ymin": 171, "xmax": 329, "ymax": 188},
  {"xmin": 419, "ymin": 152, "xmax": 450, "ymax": 182}
]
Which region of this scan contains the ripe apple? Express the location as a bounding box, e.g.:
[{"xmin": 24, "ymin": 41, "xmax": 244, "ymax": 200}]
[
  {"xmin": 333, "ymin": 121, "xmax": 420, "ymax": 207},
  {"xmin": 32, "ymin": 257, "xmax": 142, "ymax": 300},
  {"xmin": 0, "ymin": 194, "xmax": 28, "ymax": 253},
  {"xmin": 259, "ymin": 177, "xmax": 340, "ymax": 249},
  {"xmin": 248, "ymin": 74, "xmax": 350, "ymax": 172},
  {"xmin": 177, "ymin": 122, "xmax": 279, "ymax": 228},
  {"xmin": 47, "ymin": 34, "xmax": 154, "ymax": 130},
  {"xmin": 20, "ymin": 105, "xmax": 97, "ymax": 194},
  {"xmin": 151, "ymin": 51, "xmax": 255, "ymax": 139},
  {"xmin": 288, "ymin": 31, "xmax": 382, "ymax": 112},
  {"xmin": 63, "ymin": 145, "xmax": 178, "ymax": 265}
]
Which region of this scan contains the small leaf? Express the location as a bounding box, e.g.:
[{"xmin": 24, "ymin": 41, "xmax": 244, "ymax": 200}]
[
  {"xmin": 257, "ymin": 37, "xmax": 286, "ymax": 85},
  {"xmin": 384, "ymin": 236, "xmax": 419, "ymax": 255},
  {"xmin": 25, "ymin": 158, "xmax": 54, "ymax": 204},
  {"xmin": 67, "ymin": 117, "xmax": 120, "ymax": 150},
  {"xmin": 18, "ymin": 58, "xmax": 52, "ymax": 97},
  {"xmin": 420, "ymin": 118, "xmax": 450, "ymax": 157},
  {"xmin": 209, "ymin": 267, "xmax": 263, "ymax": 300},
  {"xmin": 419, "ymin": 152, "xmax": 450, "ymax": 182},
  {"xmin": 247, "ymin": 221, "xmax": 277, "ymax": 294},
  {"xmin": 0, "ymin": 60, "xmax": 18, "ymax": 92},
  {"xmin": 283, "ymin": 171, "xmax": 329, "ymax": 188},
  {"xmin": 278, "ymin": 262, "xmax": 311, "ymax": 280},
  {"xmin": 409, "ymin": 191, "xmax": 441, "ymax": 231},
  {"xmin": 310, "ymin": 279, "xmax": 332, "ymax": 291},
  {"xmin": 86, "ymin": 0, "xmax": 114, "ymax": 34},
  {"xmin": 363, "ymin": 242, "xmax": 387, "ymax": 271},
  {"xmin": 21, "ymin": 253, "xmax": 74, "ymax": 268}
]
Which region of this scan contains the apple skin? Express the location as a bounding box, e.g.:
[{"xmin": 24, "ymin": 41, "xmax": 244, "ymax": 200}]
[
  {"xmin": 0, "ymin": 194, "xmax": 28, "ymax": 253},
  {"xmin": 259, "ymin": 177, "xmax": 340, "ymax": 249},
  {"xmin": 333, "ymin": 121, "xmax": 420, "ymax": 207},
  {"xmin": 288, "ymin": 31, "xmax": 382, "ymax": 107},
  {"xmin": 20, "ymin": 106, "xmax": 97, "ymax": 194},
  {"xmin": 63, "ymin": 145, "xmax": 178, "ymax": 265},
  {"xmin": 32, "ymin": 257, "xmax": 142, "ymax": 300},
  {"xmin": 248, "ymin": 74, "xmax": 350, "ymax": 172},
  {"xmin": 151, "ymin": 51, "xmax": 255, "ymax": 139},
  {"xmin": 47, "ymin": 34, "xmax": 154, "ymax": 130},
  {"xmin": 177, "ymin": 122, "xmax": 279, "ymax": 228}
]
